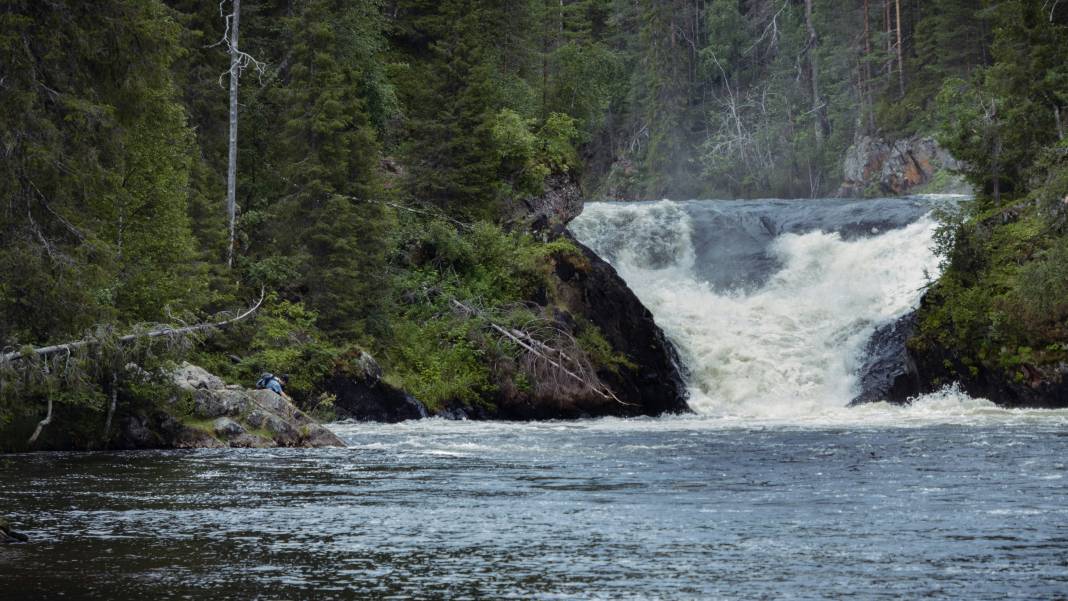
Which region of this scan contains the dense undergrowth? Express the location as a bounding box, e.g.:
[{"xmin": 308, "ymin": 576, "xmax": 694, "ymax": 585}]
[{"xmin": 909, "ymin": 2, "xmax": 1068, "ymax": 387}]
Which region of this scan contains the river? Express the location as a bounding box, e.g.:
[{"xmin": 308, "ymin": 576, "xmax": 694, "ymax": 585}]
[{"xmin": 3, "ymin": 197, "xmax": 1068, "ymax": 599}]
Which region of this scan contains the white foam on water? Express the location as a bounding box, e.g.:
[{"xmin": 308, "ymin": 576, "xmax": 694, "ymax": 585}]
[{"xmin": 570, "ymin": 200, "xmax": 1066, "ymax": 427}]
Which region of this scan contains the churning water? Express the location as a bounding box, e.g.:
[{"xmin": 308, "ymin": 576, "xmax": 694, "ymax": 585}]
[
  {"xmin": 5, "ymin": 197, "xmax": 1068, "ymax": 599},
  {"xmin": 571, "ymin": 196, "xmax": 996, "ymax": 423}
]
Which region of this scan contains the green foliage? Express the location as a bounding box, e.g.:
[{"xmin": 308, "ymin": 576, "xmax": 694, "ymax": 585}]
[
  {"xmin": 912, "ymin": 1, "xmax": 1068, "ymax": 377},
  {"xmin": 491, "ymin": 109, "xmax": 580, "ymax": 196},
  {"xmin": 0, "ymin": 0, "xmax": 201, "ymax": 346},
  {"xmin": 378, "ymin": 216, "xmax": 596, "ymax": 408}
]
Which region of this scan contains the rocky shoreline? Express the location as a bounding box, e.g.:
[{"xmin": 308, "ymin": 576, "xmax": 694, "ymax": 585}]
[{"xmin": 112, "ymin": 363, "xmax": 346, "ymax": 450}]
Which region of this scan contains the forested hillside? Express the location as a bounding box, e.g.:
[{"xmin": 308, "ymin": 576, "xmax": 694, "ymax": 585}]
[{"xmin": 1, "ymin": 0, "xmax": 1066, "ymax": 447}]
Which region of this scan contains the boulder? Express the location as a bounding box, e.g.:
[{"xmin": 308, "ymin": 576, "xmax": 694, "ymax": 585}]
[
  {"xmin": 145, "ymin": 365, "xmax": 347, "ymax": 449},
  {"xmin": 850, "ymin": 312, "xmax": 921, "ymax": 405},
  {"xmin": 212, "ymin": 417, "xmax": 245, "ymax": 438},
  {"xmin": 192, "ymin": 388, "xmax": 249, "ymax": 419},
  {"xmin": 327, "ymin": 376, "xmax": 429, "ymax": 424},
  {"xmin": 115, "ymin": 414, "xmax": 161, "ymax": 449},
  {"xmin": 171, "ymin": 425, "xmax": 226, "ymax": 449},
  {"xmin": 172, "ymin": 362, "xmax": 226, "ymax": 392},
  {"xmin": 323, "ymin": 350, "xmax": 430, "ymax": 423},
  {"xmin": 0, "ymin": 518, "xmax": 28, "ymax": 543},
  {"xmin": 300, "ymin": 423, "xmax": 348, "ymax": 448},
  {"xmin": 245, "ymin": 410, "xmax": 300, "ymax": 446}
]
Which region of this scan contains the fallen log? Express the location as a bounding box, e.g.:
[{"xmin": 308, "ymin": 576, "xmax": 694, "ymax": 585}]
[{"xmin": 2, "ymin": 288, "xmax": 265, "ymax": 364}]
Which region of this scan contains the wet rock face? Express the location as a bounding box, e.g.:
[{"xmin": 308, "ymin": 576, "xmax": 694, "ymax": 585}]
[
  {"xmin": 863, "ymin": 301, "xmax": 1068, "ymax": 409},
  {"xmin": 906, "ymin": 340, "xmax": 1068, "ymax": 409},
  {"xmin": 850, "ymin": 312, "xmax": 921, "ymax": 406},
  {"xmin": 839, "ymin": 135, "xmax": 967, "ymax": 197},
  {"xmin": 561, "ymin": 236, "xmax": 689, "ymax": 417},
  {"xmin": 328, "ymin": 376, "xmax": 429, "ymax": 423}
]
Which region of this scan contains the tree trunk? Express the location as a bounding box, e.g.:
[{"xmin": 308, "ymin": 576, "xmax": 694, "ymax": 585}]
[
  {"xmin": 27, "ymin": 397, "xmax": 52, "ymax": 445},
  {"xmin": 895, "ymin": 0, "xmax": 905, "ymax": 97},
  {"xmin": 863, "ymin": 0, "xmax": 874, "ymax": 131},
  {"xmin": 226, "ymin": 0, "xmax": 241, "ymax": 268},
  {"xmin": 104, "ymin": 371, "xmax": 118, "ymax": 437},
  {"xmin": 804, "ymin": 0, "xmax": 827, "ymax": 143},
  {"xmin": 884, "ymin": 0, "xmax": 892, "ymax": 75}
]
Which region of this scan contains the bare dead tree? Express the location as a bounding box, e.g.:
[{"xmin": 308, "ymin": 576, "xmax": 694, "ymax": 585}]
[
  {"xmin": 1045, "ymin": 0, "xmax": 1063, "ymax": 22},
  {"xmin": 803, "ymin": 0, "xmax": 828, "ymax": 144},
  {"xmin": 212, "ymin": 0, "xmax": 266, "ymax": 268},
  {"xmin": 1054, "ymin": 104, "xmax": 1064, "ymax": 141}
]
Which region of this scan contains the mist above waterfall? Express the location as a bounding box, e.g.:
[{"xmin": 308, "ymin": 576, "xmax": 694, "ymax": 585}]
[{"xmin": 571, "ymin": 197, "xmax": 955, "ymax": 419}]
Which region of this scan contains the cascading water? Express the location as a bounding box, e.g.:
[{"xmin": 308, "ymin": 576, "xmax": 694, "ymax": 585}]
[{"xmin": 571, "ymin": 197, "xmax": 965, "ymax": 420}]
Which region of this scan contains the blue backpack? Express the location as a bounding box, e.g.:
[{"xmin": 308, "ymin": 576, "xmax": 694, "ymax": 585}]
[{"xmin": 256, "ymin": 372, "xmax": 274, "ymax": 389}]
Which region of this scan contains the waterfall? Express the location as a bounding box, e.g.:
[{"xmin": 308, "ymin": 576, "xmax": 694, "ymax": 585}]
[{"xmin": 571, "ymin": 197, "xmax": 961, "ymax": 419}]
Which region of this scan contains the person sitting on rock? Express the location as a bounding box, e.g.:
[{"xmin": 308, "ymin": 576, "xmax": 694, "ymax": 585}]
[{"xmin": 263, "ymin": 374, "xmax": 291, "ymax": 400}]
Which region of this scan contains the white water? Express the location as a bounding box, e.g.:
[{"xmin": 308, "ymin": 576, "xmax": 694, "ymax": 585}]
[{"xmin": 571, "ymin": 199, "xmax": 1068, "ymax": 426}]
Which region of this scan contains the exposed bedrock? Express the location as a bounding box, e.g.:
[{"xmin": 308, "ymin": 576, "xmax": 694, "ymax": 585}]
[
  {"xmin": 111, "ymin": 363, "xmax": 346, "ymax": 449},
  {"xmin": 838, "ymin": 135, "xmax": 969, "ymax": 197},
  {"xmin": 850, "ymin": 313, "xmax": 921, "ymax": 405}
]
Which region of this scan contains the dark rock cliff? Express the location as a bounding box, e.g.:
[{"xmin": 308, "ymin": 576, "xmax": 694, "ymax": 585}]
[
  {"xmin": 850, "ymin": 312, "xmax": 921, "ymax": 406},
  {"xmin": 470, "ymin": 234, "xmax": 689, "ymax": 420},
  {"xmin": 852, "ymin": 306, "xmax": 1068, "ymax": 408}
]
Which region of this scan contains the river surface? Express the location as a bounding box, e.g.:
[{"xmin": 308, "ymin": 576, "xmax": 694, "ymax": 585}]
[
  {"xmin": 4, "ymin": 197, "xmax": 1068, "ymax": 599},
  {"xmin": 3, "ymin": 416, "xmax": 1068, "ymax": 600}
]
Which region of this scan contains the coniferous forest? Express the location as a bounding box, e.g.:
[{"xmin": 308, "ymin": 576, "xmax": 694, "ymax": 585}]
[{"xmin": 1, "ymin": 0, "xmax": 1068, "ymax": 450}]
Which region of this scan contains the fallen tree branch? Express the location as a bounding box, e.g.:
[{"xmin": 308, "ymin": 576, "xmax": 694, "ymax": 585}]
[
  {"xmin": 340, "ymin": 195, "xmax": 472, "ymax": 230},
  {"xmin": 3, "ymin": 288, "xmax": 265, "ymax": 364},
  {"xmin": 103, "ymin": 371, "xmax": 118, "ymax": 436},
  {"xmin": 26, "ymin": 396, "xmax": 52, "ymax": 445},
  {"xmin": 450, "ymin": 299, "xmax": 633, "ymax": 406}
]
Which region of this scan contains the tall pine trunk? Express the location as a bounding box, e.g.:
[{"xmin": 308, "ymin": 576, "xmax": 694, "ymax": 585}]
[
  {"xmin": 226, "ymin": 0, "xmax": 241, "ymax": 268},
  {"xmin": 894, "ymin": 0, "xmax": 905, "ymax": 97},
  {"xmin": 804, "ymin": 0, "xmax": 827, "ymax": 144},
  {"xmin": 863, "ymin": 0, "xmax": 874, "ymax": 131}
]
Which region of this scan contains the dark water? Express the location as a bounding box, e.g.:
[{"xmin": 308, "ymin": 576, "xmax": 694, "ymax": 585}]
[{"xmin": 3, "ymin": 418, "xmax": 1068, "ymax": 600}]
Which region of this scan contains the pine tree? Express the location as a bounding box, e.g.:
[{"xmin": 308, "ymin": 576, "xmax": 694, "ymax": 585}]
[{"xmin": 0, "ymin": 0, "xmax": 200, "ymax": 345}]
